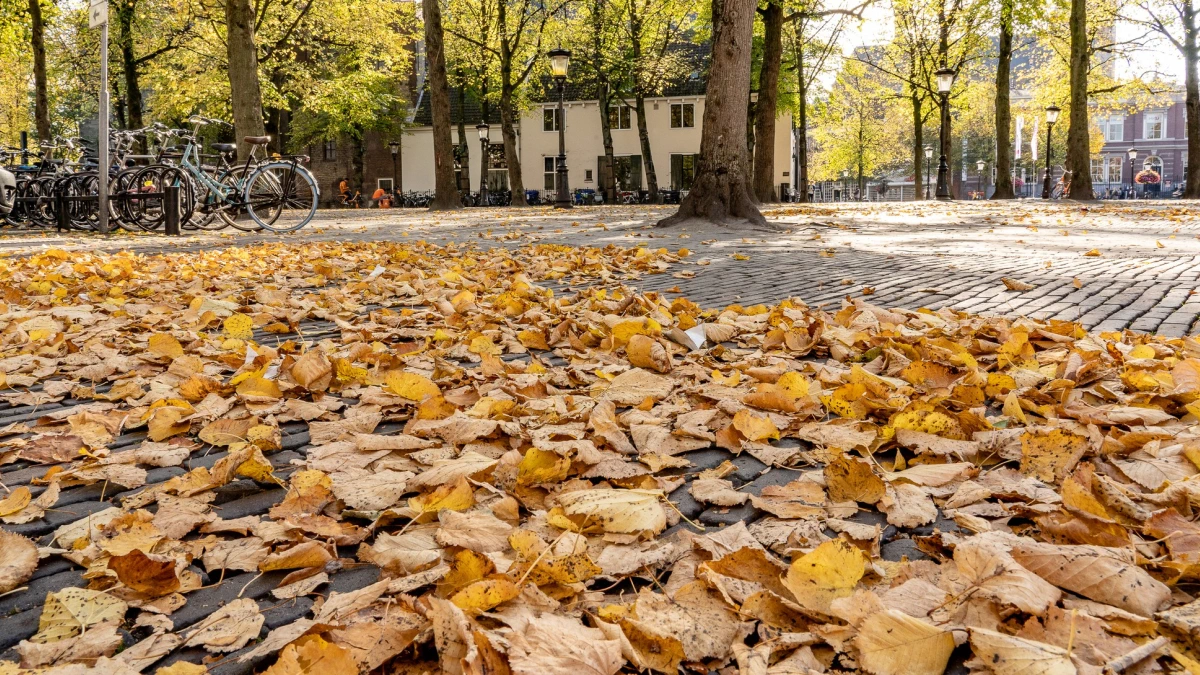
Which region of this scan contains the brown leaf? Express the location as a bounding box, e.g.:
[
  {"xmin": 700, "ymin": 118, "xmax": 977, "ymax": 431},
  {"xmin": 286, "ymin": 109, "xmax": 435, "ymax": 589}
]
[
  {"xmin": 0, "ymin": 531, "xmax": 39, "ymax": 594},
  {"xmin": 1010, "ymin": 538, "xmax": 1170, "ymax": 617},
  {"xmin": 181, "ymin": 597, "xmax": 264, "ymax": 652}
]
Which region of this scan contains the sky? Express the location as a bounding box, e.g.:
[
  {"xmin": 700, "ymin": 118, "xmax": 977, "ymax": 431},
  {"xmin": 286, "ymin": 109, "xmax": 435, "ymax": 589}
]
[{"xmin": 832, "ymin": 0, "xmax": 1185, "ymax": 88}]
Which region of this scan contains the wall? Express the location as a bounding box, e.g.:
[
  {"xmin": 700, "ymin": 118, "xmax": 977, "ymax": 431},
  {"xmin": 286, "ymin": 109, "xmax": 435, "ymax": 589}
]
[{"xmin": 395, "ymin": 94, "xmax": 794, "ymax": 199}]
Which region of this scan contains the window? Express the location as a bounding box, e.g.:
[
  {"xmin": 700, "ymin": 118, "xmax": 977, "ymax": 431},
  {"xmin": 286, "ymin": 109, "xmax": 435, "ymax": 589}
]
[
  {"xmin": 670, "ymin": 153, "xmax": 700, "ymax": 190},
  {"xmin": 1107, "ymin": 156, "xmax": 1123, "ymax": 184},
  {"xmin": 670, "ymin": 103, "xmax": 694, "ymax": 128},
  {"xmin": 1090, "ymin": 158, "xmax": 1105, "ymax": 184},
  {"xmin": 543, "ymin": 157, "xmax": 556, "ymax": 191},
  {"xmin": 609, "ymin": 105, "xmax": 632, "ymax": 129},
  {"xmin": 584, "ymin": 169, "xmax": 593, "ymax": 182},
  {"xmin": 1144, "ymin": 112, "xmax": 1165, "ymax": 140},
  {"xmin": 1144, "ymin": 155, "xmax": 1163, "ymax": 176},
  {"xmin": 1101, "ymin": 116, "xmax": 1124, "ymax": 142},
  {"xmin": 543, "ymin": 107, "xmax": 561, "ymax": 132},
  {"xmin": 377, "ymin": 178, "xmax": 394, "ymax": 193},
  {"xmin": 486, "ymin": 145, "xmax": 508, "ymax": 191},
  {"xmin": 323, "ymin": 140, "xmax": 336, "ymax": 161}
]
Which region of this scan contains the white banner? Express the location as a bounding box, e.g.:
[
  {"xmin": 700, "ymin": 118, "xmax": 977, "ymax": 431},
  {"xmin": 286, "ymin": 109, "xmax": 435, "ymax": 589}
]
[
  {"xmin": 1031, "ymin": 117, "xmax": 1039, "ymax": 163},
  {"xmin": 1015, "ymin": 116, "xmax": 1023, "ymax": 159}
]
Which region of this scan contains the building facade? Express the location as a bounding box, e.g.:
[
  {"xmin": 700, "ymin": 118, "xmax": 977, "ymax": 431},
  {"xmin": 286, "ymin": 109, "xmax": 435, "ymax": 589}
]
[
  {"xmin": 306, "ymin": 88, "xmax": 794, "ymax": 203},
  {"xmin": 1093, "ymin": 92, "xmax": 1188, "ymax": 193}
]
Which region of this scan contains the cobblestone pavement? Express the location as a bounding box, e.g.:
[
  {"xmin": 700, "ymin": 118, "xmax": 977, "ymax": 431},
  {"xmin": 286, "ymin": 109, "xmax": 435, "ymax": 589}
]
[{"xmin": 7, "ymin": 199, "xmax": 1200, "ymax": 334}]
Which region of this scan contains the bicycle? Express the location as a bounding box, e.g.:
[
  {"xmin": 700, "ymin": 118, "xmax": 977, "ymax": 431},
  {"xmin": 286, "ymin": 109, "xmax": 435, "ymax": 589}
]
[{"xmin": 141, "ymin": 117, "xmax": 320, "ymax": 233}]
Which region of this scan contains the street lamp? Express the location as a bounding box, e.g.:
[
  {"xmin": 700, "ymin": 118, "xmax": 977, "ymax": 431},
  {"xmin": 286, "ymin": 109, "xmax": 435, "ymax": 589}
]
[
  {"xmin": 935, "ymin": 67, "xmax": 956, "ymax": 200},
  {"xmin": 923, "ymin": 145, "xmax": 933, "ymax": 199},
  {"xmin": 548, "ymin": 47, "xmax": 572, "ymax": 209},
  {"xmin": 976, "ymin": 159, "xmax": 986, "ymax": 199},
  {"xmin": 388, "ymin": 140, "xmax": 400, "ymax": 204},
  {"xmin": 841, "ymin": 169, "xmax": 849, "ymax": 201},
  {"xmin": 1127, "ymin": 146, "xmax": 1138, "ymax": 198},
  {"xmin": 1041, "ymin": 104, "xmax": 1061, "ymax": 199}
]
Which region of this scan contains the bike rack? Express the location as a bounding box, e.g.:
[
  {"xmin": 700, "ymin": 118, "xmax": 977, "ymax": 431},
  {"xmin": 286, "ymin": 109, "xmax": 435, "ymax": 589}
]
[{"xmin": 163, "ymin": 186, "xmax": 180, "ymax": 236}]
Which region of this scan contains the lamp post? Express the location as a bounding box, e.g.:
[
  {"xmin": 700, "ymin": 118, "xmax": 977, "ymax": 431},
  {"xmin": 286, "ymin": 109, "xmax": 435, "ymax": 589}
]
[
  {"xmin": 548, "ymin": 47, "xmax": 572, "ymax": 209},
  {"xmin": 476, "ymin": 123, "xmax": 489, "ymax": 206},
  {"xmin": 976, "ymin": 159, "xmax": 986, "ymax": 199},
  {"xmin": 923, "ymin": 145, "xmax": 933, "ymax": 199},
  {"xmin": 1127, "ymin": 146, "xmax": 1138, "ymax": 199},
  {"xmin": 935, "ymin": 67, "xmax": 956, "ymax": 200},
  {"xmin": 841, "ymin": 169, "xmax": 849, "ymax": 201},
  {"xmin": 1041, "ymin": 104, "xmax": 1060, "ymax": 199},
  {"xmin": 388, "ymin": 140, "xmax": 400, "ymax": 203}
]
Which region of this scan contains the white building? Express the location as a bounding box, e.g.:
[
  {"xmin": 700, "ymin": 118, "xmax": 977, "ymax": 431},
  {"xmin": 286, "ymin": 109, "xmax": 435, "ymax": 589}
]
[{"xmin": 393, "ymin": 83, "xmax": 794, "ymax": 200}]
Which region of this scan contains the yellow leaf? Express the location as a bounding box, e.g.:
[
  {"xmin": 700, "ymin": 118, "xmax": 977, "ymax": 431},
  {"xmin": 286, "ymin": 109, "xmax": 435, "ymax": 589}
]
[
  {"xmin": 439, "ymin": 549, "xmax": 494, "ymax": 596},
  {"xmin": 148, "ymin": 333, "xmax": 184, "ymax": 359},
  {"xmin": 1129, "ymin": 344, "xmax": 1156, "ymax": 360},
  {"xmin": 732, "ymin": 409, "xmax": 779, "ymax": 442},
  {"xmin": 518, "ymin": 448, "xmax": 571, "ymax": 485},
  {"xmin": 1084, "ymin": 248, "xmax": 1102, "ymax": 257},
  {"xmin": 776, "ymin": 371, "xmax": 809, "ymax": 398},
  {"xmin": 236, "ymin": 375, "xmax": 282, "ymax": 401},
  {"xmin": 711, "ymin": 369, "xmax": 741, "ymax": 386},
  {"xmin": 450, "ymin": 577, "xmax": 520, "ymax": 612},
  {"xmin": 0, "ymin": 487, "xmax": 32, "ymax": 517},
  {"xmin": 32, "ymin": 588, "xmax": 128, "ymax": 643},
  {"xmin": 855, "ymin": 610, "xmax": 954, "ymax": 675},
  {"xmin": 262, "ymin": 635, "xmax": 357, "ymax": 675},
  {"xmin": 627, "ymin": 334, "xmax": 672, "ymax": 373},
  {"xmin": 223, "ymin": 313, "xmax": 254, "ymax": 339},
  {"xmin": 611, "ymin": 318, "xmax": 662, "ymax": 346},
  {"xmin": 409, "ymin": 477, "xmax": 475, "ymax": 513},
  {"xmin": 155, "ymin": 663, "xmax": 209, "ymax": 675},
  {"xmin": 1020, "ymin": 428, "xmax": 1089, "ymax": 482},
  {"xmin": 783, "ymin": 540, "xmax": 866, "ymax": 614},
  {"xmin": 469, "ymin": 335, "xmax": 502, "ymax": 356},
  {"xmin": 386, "ymin": 370, "xmax": 440, "ymax": 402},
  {"xmin": 556, "ymin": 489, "xmax": 666, "ymax": 534},
  {"xmin": 825, "ymin": 455, "xmax": 886, "ymax": 504}
]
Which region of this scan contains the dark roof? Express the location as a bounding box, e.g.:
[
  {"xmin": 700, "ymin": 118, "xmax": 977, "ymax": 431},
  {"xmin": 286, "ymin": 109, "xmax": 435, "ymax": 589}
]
[{"xmin": 411, "ymin": 89, "xmax": 503, "ymax": 127}]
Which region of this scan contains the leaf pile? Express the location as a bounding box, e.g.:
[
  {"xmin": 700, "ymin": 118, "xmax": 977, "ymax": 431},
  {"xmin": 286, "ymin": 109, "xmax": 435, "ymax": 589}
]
[{"xmin": 1, "ymin": 241, "xmax": 1200, "ymax": 673}]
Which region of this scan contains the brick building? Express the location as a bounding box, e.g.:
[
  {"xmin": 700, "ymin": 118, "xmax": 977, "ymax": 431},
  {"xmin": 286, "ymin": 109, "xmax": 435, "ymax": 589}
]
[{"xmin": 1092, "ymin": 91, "xmax": 1188, "ymax": 194}]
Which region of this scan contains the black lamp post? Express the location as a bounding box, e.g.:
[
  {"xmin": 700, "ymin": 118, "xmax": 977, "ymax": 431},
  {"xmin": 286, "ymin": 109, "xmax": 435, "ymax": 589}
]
[
  {"xmin": 935, "ymin": 67, "xmax": 956, "ymax": 200},
  {"xmin": 976, "ymin": 159, "xmax": 986, "ymax": 199},
  {"xmin": 923, "ymin": 145, "xmax": 933, "ymax": 199},
  {"xmin": 841, "ymin": 169, "xmax": 849, "ymax": 201},
  {"xmin": 388, "ymin": 140, "xmax": 400, "ymax": 202},
  {"xmin": 548, "ymin": 47, "xmax": 572, "ymax": 209},
  {"xmin": 1041, "ymin": 104, "xmax": 1060, "ymax": 199},
  {"xmin": 476, "ymin": 123, "xmax": 489, "ymax": 206},
  {"xmin": 1127, "ymin": 146, "xmax": 1138, "ymax": 198}
]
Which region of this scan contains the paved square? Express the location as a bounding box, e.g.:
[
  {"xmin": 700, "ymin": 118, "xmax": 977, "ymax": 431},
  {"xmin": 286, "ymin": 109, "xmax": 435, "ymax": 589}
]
[{"xmin": 5, "ymin": 200, "xmax": 1200, "ymax": 335}]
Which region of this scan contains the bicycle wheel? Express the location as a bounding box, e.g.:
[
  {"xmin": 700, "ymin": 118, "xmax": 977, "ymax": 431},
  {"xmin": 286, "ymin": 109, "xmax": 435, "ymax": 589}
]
[
  {"xmin": 244, "ymin": 162, "xmax": 318, "ymax": 233},
  {"xmin": 214, "ymin": 168, "xmax": 261, "ymax": 231}
]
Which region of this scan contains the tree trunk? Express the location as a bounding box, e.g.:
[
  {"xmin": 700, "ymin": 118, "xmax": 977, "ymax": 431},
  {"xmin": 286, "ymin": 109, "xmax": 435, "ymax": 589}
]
[
  {"xmin": 912, "ymin": 90, "xmax": 924, "ymax": 199},
  {"xmin": 634, "ymin": 94, "xmax": 658, "ymax": 200},
  {"xmin": 457, "ymin": 83, "xmax": 471, "ymax": 194},
  {"xmin": 752, "ymin": 0, "xmax": 783, "ymax": 202},
  {"xmin": 225, "ymin": 0, "xmax": 266, "ymax": 157},
  {"xmin": 629, "ymin": 2, "xmax": 658, "ymax": 201},
  {"xmin": 991, "ymin": 2, "xmax": 1015, "ymax": 199},
  {"xmin": 794, "ymin": 34, "xmax": 808, "ymax": 202},
  {"xmin": 598, "ymin": 83, "xmax": 616, "ymax": 202},
  {"xmin": 498, "ymin": 88, "xmax": 525, "ymax": 205},
  {"xmin": 423, "ymin": 0, "xmax": 461, "ymax": 209},
  {"xmin": 659, "ymin": 0, "xmax": 765, "ymax": 227},
  {"xmin": 28, "ymin": 0, "xmax": 50, "ymax": 142},
  {"xmin": 1064, "ymin": 0, "xmax": 1093, "ymax": 199},
  {"xmin": 116, "ymin": 0, "xmax": 144, "ymax": 140},
  {"xmin": 1184, "ymin": 0, "xmax": 1200, "ymax": 198}
]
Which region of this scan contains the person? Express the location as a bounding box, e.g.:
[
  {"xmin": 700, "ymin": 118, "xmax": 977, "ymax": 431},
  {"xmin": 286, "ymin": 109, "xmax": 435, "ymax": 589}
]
[
  {"xmin": 337, "ymin": 178, "xmax": 360, "ymax": 208},
  {"xmin": 372, "ymin": 187, "xmax": 390, "ymax": 208}
]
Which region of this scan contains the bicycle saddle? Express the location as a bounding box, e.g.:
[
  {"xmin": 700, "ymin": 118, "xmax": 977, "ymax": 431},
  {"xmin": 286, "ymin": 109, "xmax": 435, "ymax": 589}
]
[
  {"xmin": 243, "ymin": 136, "xmax": 271, "ymax": 145},
  {"xmin": 210, "ymin": 143, "xmax": 237, "ymax": 153}
]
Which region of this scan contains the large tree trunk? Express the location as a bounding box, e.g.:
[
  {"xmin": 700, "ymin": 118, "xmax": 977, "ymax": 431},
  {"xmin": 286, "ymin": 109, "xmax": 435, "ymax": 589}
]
[
  {"xmin": 28, "ymin": 0, "xmax": 50, "ymax": 142},
  {"xmin": 634, "ymin": 94, "xmax": 658, "ymax": 200},
  {"xmin": 423, "ymin": 0, "xmax": 461, "ymax": 210},
  {"xmin": 659, "ymin": 0, "xmax": 765, "ymax": 227},
  {"xmin": 794, "ymin": 35, "xmax": 808, "ymax": 202},
  {"xmin": 629, "ymin": 2, "xmax": 658, "ymax": 201},
  {"xmin": 225, "ymin": 0, "xmax": 266, "ymax": 157},
  {"xmin": 1064, "ymin": 0, "xmax": 1092, "ymax": 199},
  {"xmin": 752, "ymin": 0, "xmax": 783, "ymax": 202},
  {"xmin": 498, "ymin": 88, "xmax": 525, "ymax": 205},
  {"xmin": 457, "ymin": 83, "xmax": 471, "ymax": 194},
  {"xmin": 598, "ymin": 83, "xmax": 616, "ymax": 202},
  {"xmin": 912, "ymin": 90, "xmax": 924, "ymax": 199},
  {"xmin": 991, "ymin": 2, "xmax": 1015, "ymax": 199},
  {"xmin": 116, "ymin": 0, "xmax": 144, "ymax": 141},
  {"xmin": 1184, "ymin": 0, "xmax": 1200, "ymax": 198}
]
